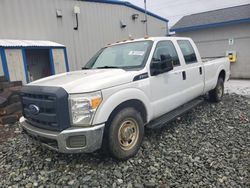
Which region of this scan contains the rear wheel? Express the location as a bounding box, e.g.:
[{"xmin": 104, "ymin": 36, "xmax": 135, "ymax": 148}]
[
  {"xmin": 106, "ymin": 107, "xmax": 144, "ymax": 160},
  {"xmin": 208, "ymin": 77, "xmax": 224, "ymax": 102}
]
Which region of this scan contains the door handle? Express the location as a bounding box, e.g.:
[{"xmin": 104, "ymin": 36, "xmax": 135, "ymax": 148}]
[
  {"xmin": 182, "ymin": 71, "xmax": 186, "ymax": 80},
  {"xmin": 199, "ymin": 67, "xmax": 202, "ymax": 75}
]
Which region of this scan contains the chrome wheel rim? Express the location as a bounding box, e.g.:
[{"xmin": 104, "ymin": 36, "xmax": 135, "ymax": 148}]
[{"xmin": 118, "ymin": 118, "xmax": 139, "ymax": 150}]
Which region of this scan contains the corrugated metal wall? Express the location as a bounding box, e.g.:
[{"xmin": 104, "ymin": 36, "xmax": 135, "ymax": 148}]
[
  {"xmin": 0, "ymin": 0, "xmax": 168, "ymax": 71},
  {"xmin": 176, "ymin": 23, "xmax": 250, "ymax": 79}
]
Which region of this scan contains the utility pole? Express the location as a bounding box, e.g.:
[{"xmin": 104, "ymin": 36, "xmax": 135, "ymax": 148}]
[{"xmin": 144, "ymin": 0, "xmax": 148, "ymax": 36}]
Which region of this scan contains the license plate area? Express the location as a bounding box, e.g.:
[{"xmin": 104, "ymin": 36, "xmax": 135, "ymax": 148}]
[{"xmin": 23, "ymin": 129, "xmax": 58, "ymax": 149}]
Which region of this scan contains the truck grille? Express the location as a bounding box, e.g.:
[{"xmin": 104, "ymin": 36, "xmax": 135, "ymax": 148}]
[{"xmin": 21, "ymin": 86, "xmax": 70, "ymax": 131}]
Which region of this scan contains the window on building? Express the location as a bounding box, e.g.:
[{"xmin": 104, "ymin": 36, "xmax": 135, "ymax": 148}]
[
  {"xmin": 152, "ymin": 41, "xmax": 180, "ymax": 66},
  {"xmin": 177, "ymin": 40, "xmax": 197, "ymax": 64}
]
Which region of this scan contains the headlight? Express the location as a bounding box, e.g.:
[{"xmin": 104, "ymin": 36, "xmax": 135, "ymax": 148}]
[{"xmin": 69, "ymin": 91, "xmax": 102, "ymax": 126}]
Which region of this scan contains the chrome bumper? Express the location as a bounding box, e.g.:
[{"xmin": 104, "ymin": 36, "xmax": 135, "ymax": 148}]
[{"xmin": 19, "ymin": 117, "xmax": 105, "ymax": 153}]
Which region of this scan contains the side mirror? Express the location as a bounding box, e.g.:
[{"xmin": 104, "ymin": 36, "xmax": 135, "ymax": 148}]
[{"xmin": 151, "ymin": 54, "xmax": 173, "ymax": 76}]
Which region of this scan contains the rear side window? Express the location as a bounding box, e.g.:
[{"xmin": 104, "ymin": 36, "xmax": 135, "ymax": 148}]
[
  {"xmin": 177, "ymin": 40, "xmax": 197, "ymax": 64},
  {"xmin": 152, "ymin": 41, "xmax": 180, "ymax": 66}
]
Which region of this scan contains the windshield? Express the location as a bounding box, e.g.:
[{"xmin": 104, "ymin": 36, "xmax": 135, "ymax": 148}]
[{"xmin": 85, "ymin": 41, "xmax": 153, "ymax": 69}]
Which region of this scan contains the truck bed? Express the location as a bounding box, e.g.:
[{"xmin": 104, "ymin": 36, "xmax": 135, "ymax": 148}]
[
  {"xmin": 202, "ymin": 56, "xmax": 226, "ymax": 62},
  {"xmin": 202, "ymin": 57, "xmax": 230, "ymax": 93}
]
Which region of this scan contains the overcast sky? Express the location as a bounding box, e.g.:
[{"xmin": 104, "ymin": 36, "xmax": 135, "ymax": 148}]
[{"xmin": 126, "ymin": 0, "xmax": 250, "ymax": 26}]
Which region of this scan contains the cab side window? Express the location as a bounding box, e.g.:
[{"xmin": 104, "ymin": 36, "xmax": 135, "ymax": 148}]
[
  {"xmin": 177, "ymin": 40, "xmax": 197, "ymax": 64},
  {"xmin": 152, "ymin": 41, "xmax": 180, "ymax": 67}
]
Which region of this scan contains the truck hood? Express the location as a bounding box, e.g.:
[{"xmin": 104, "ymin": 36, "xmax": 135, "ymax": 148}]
[{"xmin": 29, "ymin": 69, "xmax": 138, "ymax": 93}]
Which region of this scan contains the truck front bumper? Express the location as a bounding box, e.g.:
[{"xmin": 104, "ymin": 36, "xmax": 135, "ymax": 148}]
[{"xmin": 19, "ymin": 117, "xmax": 105, "ymax": 153}]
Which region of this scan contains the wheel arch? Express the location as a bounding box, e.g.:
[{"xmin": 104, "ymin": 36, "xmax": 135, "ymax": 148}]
[
  {"xmin": 92, "ymin": 88, "xmax": 151, "ymax": 125},
  {"xmin": 106, "ymin": 99, "xmax": 147, "ymax": 125},
  {"xmin": 218, "ymin": 69, "xmax": 226, "ymax": 81}
]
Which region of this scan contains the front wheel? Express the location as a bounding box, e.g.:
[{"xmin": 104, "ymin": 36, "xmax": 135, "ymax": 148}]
[
  {"xmin": 107, "ymin": 107, "xmax": 144, "ymax": 160},
  {"xmin": 208, "ymin": 77, "xmax": 224, "ymax": 102}
]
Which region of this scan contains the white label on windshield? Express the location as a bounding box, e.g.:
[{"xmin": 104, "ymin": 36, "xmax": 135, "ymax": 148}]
[{"xmin": 128, "ymin": 51, "xmax": 145, "ymax": 56}]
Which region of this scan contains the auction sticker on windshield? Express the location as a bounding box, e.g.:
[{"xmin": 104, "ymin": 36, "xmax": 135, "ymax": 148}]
[{"xmin": 128, "ymin": 51, "xmax": 145, "ymax": 56}]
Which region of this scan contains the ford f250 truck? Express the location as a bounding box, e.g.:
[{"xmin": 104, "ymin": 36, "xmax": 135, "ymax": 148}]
[{"xmin": 20, "ymin": 37, "xmax": 230, "ymax": 160}]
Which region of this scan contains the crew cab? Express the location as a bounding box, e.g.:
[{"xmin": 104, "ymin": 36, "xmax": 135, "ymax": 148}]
[{"xmin": 20, "ymin": 37, "xmax": 230, "ymax": 160}]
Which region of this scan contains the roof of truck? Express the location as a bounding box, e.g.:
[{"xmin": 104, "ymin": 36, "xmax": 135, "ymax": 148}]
[{"xmin": 107, "ymin": 36, "xmax": 191, "ymax": 46}]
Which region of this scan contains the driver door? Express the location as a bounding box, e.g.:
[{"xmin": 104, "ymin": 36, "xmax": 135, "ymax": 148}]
[{"xmin": 149, "ymin": 40, "xmax": 186, "ymax": 119}]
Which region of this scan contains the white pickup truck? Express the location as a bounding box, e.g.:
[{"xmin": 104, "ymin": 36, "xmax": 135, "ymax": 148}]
[{"xmin": 20, "ymin": 37, "xmax": 230, "ymax": 160}]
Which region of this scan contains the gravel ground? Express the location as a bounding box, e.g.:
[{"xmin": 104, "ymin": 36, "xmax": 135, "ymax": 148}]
[
  {"xmin": 0, "ymin": 124, "xmax": 18, "ymax": 144},
  {"xmin": 0, "ymin": 94, "xmax": 249, "ymax": 188}
]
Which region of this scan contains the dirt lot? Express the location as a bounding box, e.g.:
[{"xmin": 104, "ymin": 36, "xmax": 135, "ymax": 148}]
[
  {"xmin": 0, "ymin": 80, "xmax": 249, "ymax": 187},
  {"xmin": 225, "ymin": 79, "xmax": 250, "ymax": 96}
]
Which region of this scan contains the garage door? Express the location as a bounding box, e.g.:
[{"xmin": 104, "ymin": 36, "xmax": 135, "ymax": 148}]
[
  {"xmin": 5, "ymin": 49, "xmax": 26, "ymax": 83},
  {"xmin": 52, "ymin": 49, "xmax": 66, "ymax": 74}
]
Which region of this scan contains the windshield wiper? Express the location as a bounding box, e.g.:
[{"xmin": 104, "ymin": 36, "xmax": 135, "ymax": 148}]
[{"xmin": 96, "ymin": 66, "xmax": 120, "ymax": 69}]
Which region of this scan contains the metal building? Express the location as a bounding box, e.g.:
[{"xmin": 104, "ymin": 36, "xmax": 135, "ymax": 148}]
[
  {"xmin": 171, "ymin": 4, "xmax": 250, "ymax": 79},
  {"xmin": 0, "ymin": 0, "xmax": 168, "ymax": 77},
  {"xmin": 0, "ymin": 40, "xmax": 69, "ymax": 84}
]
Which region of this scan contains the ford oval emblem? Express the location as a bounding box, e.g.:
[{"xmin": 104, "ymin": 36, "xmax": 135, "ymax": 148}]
[{"xmin": 29, "ymin": 104, "xmax": 40, "ymax": 115}]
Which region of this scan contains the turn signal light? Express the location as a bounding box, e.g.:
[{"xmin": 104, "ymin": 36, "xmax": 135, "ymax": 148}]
[{"xmin": 91, "ymin": 97, "xmax": 102, "ymax": 109}]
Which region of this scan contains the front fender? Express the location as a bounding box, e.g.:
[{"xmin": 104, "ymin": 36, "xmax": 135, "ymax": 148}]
[{"xmin": 92, "ymin": 88, "xmax": 152, "ymax": 125}]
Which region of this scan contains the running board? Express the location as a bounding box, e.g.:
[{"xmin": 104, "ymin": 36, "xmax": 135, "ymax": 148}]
[{"xmin": 146, "ymin": 98, "xmax": 204, "ymax": 129}]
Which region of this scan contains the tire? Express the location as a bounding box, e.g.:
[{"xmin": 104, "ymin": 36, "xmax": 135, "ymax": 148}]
[
  {"xmin": 208, "ymin": 77, "xmax": 224, "ymax": 102},
  {"xmin": 105, "ymin": 107, "xmax": 144, "ymax": 160}
]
